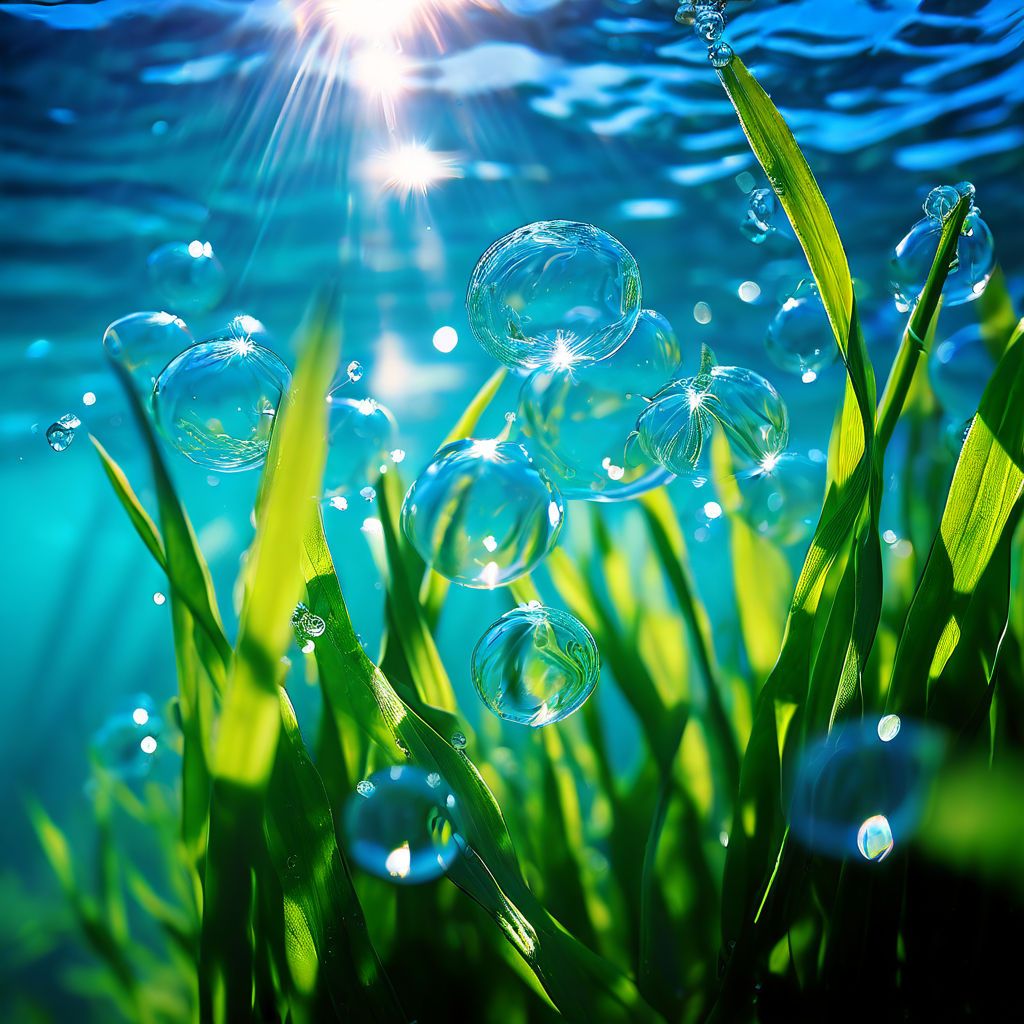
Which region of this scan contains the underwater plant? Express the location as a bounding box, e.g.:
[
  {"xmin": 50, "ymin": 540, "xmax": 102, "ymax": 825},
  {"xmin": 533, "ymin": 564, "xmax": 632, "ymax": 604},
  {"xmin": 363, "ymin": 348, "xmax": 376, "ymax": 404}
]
[{"xmin": 27, "ymin": 17, "xmax": 1024, "ymax": 1024}]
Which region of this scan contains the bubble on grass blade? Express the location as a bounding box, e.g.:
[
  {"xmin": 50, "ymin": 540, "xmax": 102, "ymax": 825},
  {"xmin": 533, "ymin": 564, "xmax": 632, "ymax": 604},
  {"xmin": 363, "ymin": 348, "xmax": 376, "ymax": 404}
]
[
  {"xmin": 735, "ymin": 453, "xmax": 824, "ymax": 547},
  {"xmin": 46, "ymin": 413, "xmax": 81, "ymax": 452},
  {"xmin": 322, "ymin": 395, "xmax": 397, "ymax": 502},
  {"xmin": 102, "ymin": 312, "xmax": 195, "ymax": 393},
  {"xmin": 292, "ymin": 602, "xmax": 325, "ymax": 643},
  {"xmin": 517, "ymin": 309, "xmax": 681, "ymax": 501},
  {"xmin": 766, "ymin": 279, "xmax": 837, "ymax": 378},
  {"xmin": 928, "ymin": 323, "xmax": 997, "ymax": 424},
  {"xmin": 153, "ymin": 337, "xmax": 291, "ymax": 472},
  {"xmin": 472, "ymin": 604, "xmax": 600, "ymax": 727},
  {"xmin": 91, "ymin": 694, "xmax": 163, "ymax": 780},
  {"xmin": 401, "ymin": 438, "xmax": 564, "ymax": 589},
  {"xmin": 451, "ymin": 731, "xmax": 467, "ymax": 750},
  {"xmin": 857, "ymin": 814, "xmax": 895, "ymax": 862},
  {"xmin": 466, "ymin": 220, "xmax": 642, "ymax": 372},
  {"xmin": 147, "ymin": 240, "xmax": 226, "ymax": 314},
  {"xmin": 344, "ymin": 766, "xmax": 461, "ymax": 885},
  {"xmin": 787, "ymin": 719, "xmax": 945, "ymax": 862},
  {"xmin": 708, "ymin": 41, "xmax": 734, "ymax": 68}
]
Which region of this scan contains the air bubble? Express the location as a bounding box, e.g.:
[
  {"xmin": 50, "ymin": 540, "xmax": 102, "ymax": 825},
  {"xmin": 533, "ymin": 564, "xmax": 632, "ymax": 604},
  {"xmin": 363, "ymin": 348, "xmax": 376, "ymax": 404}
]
[{"xmin": 45, "ymin": 413, "xmax": 81, "ymax": 453}]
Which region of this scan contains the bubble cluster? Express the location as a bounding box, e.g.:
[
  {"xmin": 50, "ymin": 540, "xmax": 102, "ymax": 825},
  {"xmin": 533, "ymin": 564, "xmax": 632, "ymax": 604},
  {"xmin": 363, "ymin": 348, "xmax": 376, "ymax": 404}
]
[
  {"xmin": 766, "ymin": 279, "xmax": 837, "ymax": 381},
  {"xmin": 472, "ymin": 604, "xmax": 600, "ymax": 727},
  {"xmin": 45, "ymin": 413, "xmax": 81, "ymax": 453},
  {"xmin": 102, "ymin": 311, "xmax": 194, "ymax": 393},
  {"xmin": 153, "ymin": 335, "xmax": 291, "ymax": 472},
  {"xmin": 344, "ymin": 766, "xmax": 461, "ymax": 885},
  {"xmin": 517, "ymin": 309, "xmax": 681, "ymax": 501},
  {"xmin": 401, "ymin": 439, "xmax": 564, "ymax": 589},
  {"xmin": 890, "ymin": 182, "xmax": 995, "ymax": 313},
  {"xmin": 147, "ymin": 240, "xmax": 226, "ymax": 314},
  {"xmin": 91, "ymin": 694, "xmax": 163, "ymax": 780},
  {"xmin": 323, "ymin": 395, "xmax": 397, "ymax": 502},
  {"xmin": 928, "ymin": 323, "xmax": 996, "ymax": 424},
  {"xmin": 466, "ymin": 220, "xmax": 642, "ymax": 372}
]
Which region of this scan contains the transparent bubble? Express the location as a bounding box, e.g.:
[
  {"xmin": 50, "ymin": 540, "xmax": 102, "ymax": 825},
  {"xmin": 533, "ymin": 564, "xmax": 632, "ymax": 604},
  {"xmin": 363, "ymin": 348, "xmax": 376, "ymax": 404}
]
[
  {"xmin": 928, "ymin": 323, "xmax": 996, "ymax": 424},
  {"xmin": 322, "ymin": 395, "xmax": 397, "ymax": 502},
  {"xmin": 147, "ymin": 240, "xmax": 227, "ymax": 314},
  {"xmin": 877, "ymin": 714, "xmax": 901, "ymax": 742},
  {"xmin": 472, "ymin": 604, "xmax": 600, "ymax": 727},
  {"xmin": 748, "ymin": 188, "xmax": 777, "ymax": 232},
  {"xmin": 360, "ymin": 485, "xmax": 376, "ymax": 502},
  {"xmin": 517, "ymin": 309, "xmax": 681, "ymax": 501},
  {"xmin": 91, "ymin": 694, "xmax": 163, "ymax": 780},
  {"xmin": 153, "ymin": 337, "xmax": 291, "ymax": 472},
  {"xmin": 857, "ymin": 814, "xmax": 895, "ymax": 862},
  {"xmin": 401, "ymin": 439, "xmax": 564, "ymax": 589},
  {"xmin": 922, "ymin": 185, "xmax": 962, "ymax": 222},
  {"xmin": 347, "ymin": 360, "xmax": 364, "ymax": 382},
  {"xmin": 292, "ymin": 602, "xmax": 326, "ymax": 642},
  {"xmin": 694, "ymin": 9, "xmax": 724, "ymax": 41},
  {"xmin": 766, "ymin": 280, "xmax": 837, "ymax": 377},
  {"xmin": 736, "ymin": 453, "xmax": 824, "ymax": 547},
  {"xmin": 451, "ymin": 731, "xmax": 467, "ymax": 750},
  {"xmin": 708, "ymin": 41, "xmax": 734, "ymax": 68},
  {"xmin": 890, "ymin": 207, "xmax": 995, "ymax": 313},
  {"xmin": 45, "ymin": 413, "xmax": 81, "ymax": 453},
  {"xmin": 787, "ymin": 719, "xmax": 944, "ymax": 861},
  {"xmin": 466, "ymin": 220, "xmax": 642, "ymax": 371},
  {"xmin": 635, "ymin": 378, "xmax": 714, "ymax": 476},
  {"xmin": 102, "ymin": 312, "xmax": 195, "ymax": 393},
  {"xmin": 705, "ymin": 364, "xmax": 790, "ymax": 465},
  {"xmin": 343, "ymin": 766, "xmax": 461, "ymax": 885}
]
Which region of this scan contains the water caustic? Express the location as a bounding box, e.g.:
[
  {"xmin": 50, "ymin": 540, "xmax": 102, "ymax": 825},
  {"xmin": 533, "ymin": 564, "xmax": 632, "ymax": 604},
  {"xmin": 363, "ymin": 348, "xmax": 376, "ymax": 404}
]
[
  {"xmin": 466, "ymin": 220, "xmax": 642, "ymax": 372},
  {"xmin": 147, "ymin": 240, "xmax": 227, "ymax": 314},
  {"xmin": 102, "ymin": 311, "xmax": 195, "ymax": 393},
  {"xmin": 401, "ymin": 438, "xmax": 564, "ymax": 589},
  {"xmin": 517, "ymin": 309, "xmax": 681, "ymax": 501},
  {"xmin": 472, "ymin": 604, "xmax": 600, "ymax": 727},
  {"xmin": 766, "ymin": 279, "xmax": 837, "ymax": 380},
  {"xmin": 344, "ymin": 765, "xmax": 461, "ymax": 885},
  {"xmin": 91, "ymin": 695, "xmax": 163, "ymax": 780},
  {"xmin": 322, "ymin": 395, "xmax": 397, "ymax": 502},
  {"xmin": 154, "ymin": 335, "xmax": 291, "ymax": 472}
]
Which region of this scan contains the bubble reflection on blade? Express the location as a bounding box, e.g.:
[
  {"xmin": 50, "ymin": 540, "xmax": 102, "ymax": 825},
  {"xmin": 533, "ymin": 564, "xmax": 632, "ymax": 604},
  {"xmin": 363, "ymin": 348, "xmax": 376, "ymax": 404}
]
[
  {"xmin": 517, "ymin": 308, "xmax": 681, "ymax": 501},
  {"xmin": 153, "ymin": 337, "xmax": 291, "ymax": 472},
  {"xmin": 322, "ymin": 395, "xmax": 397, "ymax": 502},
  {"xmin": 787, "ymin": 719, "xmax": 945, "ymax": 862},
  {"xmin": 400, "ymin": 438, "xmax": 564, "ymax": 589},
  {"xmin": 472, "ymin": 604, "xmax": 600, "ymax": 727},
  {"xmin": 344, "ymin": 766, "xmax": 461, "ymax": 885},
  {"xmin": 147, "ymin": 240, "xmax": 227, "ymax": 314},
  {"xmin": 466, "ymin": 220, "xmax": 642, "ymax": 372}
]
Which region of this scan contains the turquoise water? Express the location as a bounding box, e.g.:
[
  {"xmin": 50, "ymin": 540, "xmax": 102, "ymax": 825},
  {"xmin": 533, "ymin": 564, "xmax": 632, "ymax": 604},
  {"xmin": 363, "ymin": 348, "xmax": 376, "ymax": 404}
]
[{"xmin": 2, "ymin": 0, "xmax": 1023, "ymax": 1015}]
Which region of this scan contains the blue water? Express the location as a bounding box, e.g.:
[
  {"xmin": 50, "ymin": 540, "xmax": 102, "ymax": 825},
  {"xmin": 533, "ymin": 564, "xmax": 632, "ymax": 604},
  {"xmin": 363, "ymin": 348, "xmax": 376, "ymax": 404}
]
[{"xmin": 2, "ymin": 0, "xmax": 1023, "ymax": 1015}]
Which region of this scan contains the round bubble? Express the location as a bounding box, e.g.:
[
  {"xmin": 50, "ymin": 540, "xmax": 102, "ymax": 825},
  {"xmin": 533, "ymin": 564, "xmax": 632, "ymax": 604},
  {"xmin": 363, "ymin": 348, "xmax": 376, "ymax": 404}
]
[
  {"xmin": 148, "ymin": 240, "xmax": 227, "ymax": 314},
  {"xmin": 517, "ymin": 309, "xmax": 681, "ymax": 501},
  {"xmin": 154, "ymin": 337, "xmax": 291, "ymax": 472},
  {"xmin": 344, "ymin": 765, "xmax": 461, "ymax": 885},
  {"xmin": 928, "ymin": 323, "xmax": 996, "ymax": 424},
  {"xmin": 635, "ymin": 378, "xmax": 713, "ymax": 477},
  {"xmin": 102, "ymin": 312, "xmax": 195, "ymax": 393},
  {"xmin": 322, "ymin": 395, "xmax": 397, "ymax": 502},
  {"xmin": 766, "ymin": 279, "xmax": 837, "ymax": 379},
  {"xmin": 466, "ymin": 220, "xmax": 642, "ymax": 371},
  {"xmin": 46, "ymin": 413, "xmax": 80, "ymax": 453},
  {"xmin": 890, "ymin": 209, "xmax": 995, "ymax": 314},
  {"xmin": 877, "ymin": 714, "xmax": 901, "ymax": 743},
  {"xmin": 857, "ymin": 814, "xmax": 895, "ymax": 862},
  {"xmin": 787, "ymin": 718, "xmax": 945, "ymax": 861},
  {"xmin": 736, "ymin": 453, "xmax": 825, "ymax": 547},
  {"xmin": 91, "ymin": 694, "xmax": 163, "ymax": 780},
  {"xmin": 472, "ymin": 604, "xmax": 600, "ymax": 727},
  {"xmin": 401, "ymin": 439, "xmax": 564, "ymax": 589},
  {"xmin": 705, "ymin": 365, "xmax": 790, "ymax": 466}
]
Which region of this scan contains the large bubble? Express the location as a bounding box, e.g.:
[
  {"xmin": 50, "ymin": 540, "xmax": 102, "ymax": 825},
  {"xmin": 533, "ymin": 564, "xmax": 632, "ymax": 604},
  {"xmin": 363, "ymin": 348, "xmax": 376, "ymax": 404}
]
[
  {"xmin": 928, "ymin": 323, "xmax": 996, "ymax": 424},
  {"xmin": 765, "ymin": 279, "xmax": 837, "ymax": 381},
  {"xmin": 147, "ymin": 240, "xmax": 227, "ymax": 314},
  {"xmin": 344, "ymin": 766, "xmax": 462, "ymax": 885},
  {"xmin": 466, "ymin": 220, "xmax": 642, "ymax": 371},
  {"xmin": 102, "ymin": 311, "xmax": 195, "ymax": 393},
  {"xmin": 736, "ymin": 453, "xmax": 825, "ymax": 547},
  {"xmin": 471, "ymin": 603, "xmax": 600, "ymax": 727},
  {"xmin": 890, "ymin": 184, "xmax": 995, "ymax": 314},
  {"xmin": 517, "ymin": 309, "xmax": 681, "ymax": 501},
  {"xmin": 323, "ymin": 395, "xmax": 397, "ymax": 503},
  {"xmin": 91, "ymin": 694, "xmax": 163, "ymax": 780},
  {"xmin": 401, "ymin": 438, "xmax": 564, "ymax": 589},
  {"xmin": 153, "ymin": 336, "xmax": 291, "ymax": 472},
  {"xmin": 787, "ymin": 718, "xmax": 945, "ymax": 862}
]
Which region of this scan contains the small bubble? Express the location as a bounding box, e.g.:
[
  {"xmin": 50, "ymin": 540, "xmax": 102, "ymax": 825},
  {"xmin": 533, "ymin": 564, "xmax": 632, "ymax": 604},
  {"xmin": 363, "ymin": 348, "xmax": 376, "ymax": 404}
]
[
  {"xmin": 694, "ymin": 9, "xmax": 725, "ymax": 42},
  {"xmin": 451, "ymin": 731, "xmax": 467, "ymax": 750},
  {"xmin": 693, "ymin": 301, "xmax": 712, "ymax": 325},
  {"xmin": 857, "ymin": 814, "xmax": 894, "ymax": 862},
  {"xmin": 356, "ymin": 780, "xmax": 375, "ymax": 798},
  {"xmin": 426, "ymin": 771, "xmax": 442, "ymax": 788},
  {"xmin": 877, "ymin": 714, "xmax": 901, "ymax": 742},
  {"xmin": 301, "ymin": 640, "xmax": 316, "ymax": 654},
  {"xmin": 923, "ymin": 185, "xmax": 962, "ymax": 223},
  {"xmin": 432, "ymin": 326, "xmax": 458, "ymax": 353},
  {"xmin": 360, "ymin": 485, "xmax": 377, "ymax": 502},
  {"xmin": 153, "ymin": 592, "xmax": 167, "ymax": 606},
  {"xmin": 347, "ymin": 360, "xmax": 364, "ymax": 382},
  {"xmin": 82, "ymin": 391, "xmax": 97, "ymax": 407},
  {"xmin": 708, "ymin": 41, "xmax": 734, "ymax": 69},
  {"xmin": 46, "ymin": 413, "xmax": 81, "ymax": 452},
  {"xmin": 390, "ymin": 448, "xmax": 406, "ymax": 463},
  {"xmin": 329, "ymin": 496, "xmax": 348, "ymax": 511}
]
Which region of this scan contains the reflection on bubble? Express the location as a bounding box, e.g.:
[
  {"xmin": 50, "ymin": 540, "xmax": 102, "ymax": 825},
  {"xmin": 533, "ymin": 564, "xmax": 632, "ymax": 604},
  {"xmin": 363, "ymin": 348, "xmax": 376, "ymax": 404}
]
[
  {"xmin": 466, "ymin": 220, "xmax": 642, "ymax": 371},
  {"xmin": 154, "ymin": 337, "xmax": 291, "ymax": 472},
  {"xmin": 928, "ymin": 324, "xmax": 996, "ymax": 424},
  {"xmin": 147, "ymin": 240, "xmax": 226, "ymax": 314},
  {"xmin": 344, "ymin": 766, "xmax": 461, "ymax": 885},
  {"xmin": 322, "ymin": 395, "xmax": 397, "ymax": 501},
  {"xmin": 736, "ymin": 453, "xmax": 824, "ymax": 547},
  {"xmin": 857, "ymin": 814, "xmax": 895, "ymax": 862},
  {"xmin": 45, "ymin": 413, "xmax": 81, "ymax": 453},
  {"xmin": 91, "ymin": 694, "xmax": 163, "ymax": 780},
  {"xmin": 102, "ymin": 312, "xmax": 195, "ymax": 394},
  {"xmin": 517, "ymin": 309, "xmax": 681, "ymax": 501},
  {"xmin": 788, "ymin": 719, "xmax": 944, "ymax": 861},
  {"xmin": 472, "ymin": 604, "xmax": 599, "ymax": 727},
  {"xmin": 401, "ymin": 439, "xmax": 563, "ymax": 589},
  {"xmin": 766, "ymin": 279, "xmax": 837, "ymax": 378},
  {"xmin": 878, "ymin": 714, "xmax": 901, "ymax": 742}
]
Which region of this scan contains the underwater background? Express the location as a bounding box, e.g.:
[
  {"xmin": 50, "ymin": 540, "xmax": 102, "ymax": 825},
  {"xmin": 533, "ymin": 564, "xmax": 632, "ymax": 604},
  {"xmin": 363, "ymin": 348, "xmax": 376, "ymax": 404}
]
[{"xmin": 3, "ymin": 0, "xmax": 1024, "ymax": 1019}]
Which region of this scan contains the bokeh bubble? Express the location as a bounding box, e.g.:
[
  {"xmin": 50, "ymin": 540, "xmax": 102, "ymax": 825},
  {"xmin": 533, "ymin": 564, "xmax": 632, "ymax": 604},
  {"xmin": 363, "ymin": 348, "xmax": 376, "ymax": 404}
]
[
  {"xmin": 153, "ymin": 336, "xmax": 291, "ymax": 472},
  {"xmin": 344, "ymin": 765, "xmax": 461, "ymax": 885},
  {"xmin": 735, "ymin": 453, "xmax": 825, "ymax": 547},
  {"xmin": 928, "ymin": 323, "xmax": 996, "ymax": 424},
  {"xmin": 102, "ymin": 311, "xmax": 195, "ymax": 393},
  {"xmin": 323, "ymin": 395, "xmax": 397, "ymax": 502},
  {"xmin": 517, "ymin": 309, "xmax": 681, "ymax": 501},
  {"xmin": 471, "ymin": 603, "xmax": 600, "ymax": 727},
  {"xmin": 401, "ymin": 439, "xmax": 564, "ymax": 588},
  {"xmin": 147, "ymin": 240, "xmax": 227, "ymax": 314},
  {"xmin": 766, "ymin": 279, "xmax": 837, "ymax": 380},
  {"xmin": 787, "ymin": 718, "xmax": 945, "ymax": 861},
  {"xmin": 91, "ymin": 694, "xmax": 163, "ymax": 780},
  {"xmin": 466, "ymin": 220, "xmax": 642, "ymax": 371}
]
